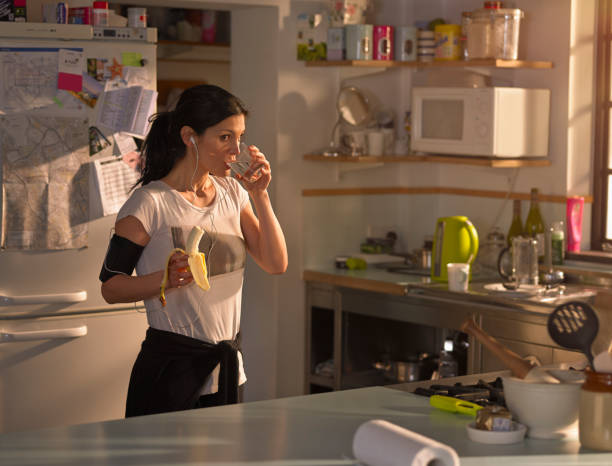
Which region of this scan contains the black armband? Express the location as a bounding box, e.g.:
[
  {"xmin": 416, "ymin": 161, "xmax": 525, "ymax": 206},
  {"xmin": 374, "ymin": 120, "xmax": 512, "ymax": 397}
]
[{"xmin": 99, "ymin": 234, "xmax": 145, "ymax": 283}]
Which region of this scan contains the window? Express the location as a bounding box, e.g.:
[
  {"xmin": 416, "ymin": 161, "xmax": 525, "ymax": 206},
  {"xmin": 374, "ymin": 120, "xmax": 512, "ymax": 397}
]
[{"xmin": 593, "ymin": 0, "xmax": 612, "ymax": 251}]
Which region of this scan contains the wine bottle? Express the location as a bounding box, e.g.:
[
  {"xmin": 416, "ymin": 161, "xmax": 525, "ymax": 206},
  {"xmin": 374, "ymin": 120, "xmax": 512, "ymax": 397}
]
[
  {"xmin": 524, "ymin": 188, "xmax": 546, "ymax": 260},
  {"xmin": 507, "ymin": 199, "xmax": 524, "ymax": 247}
]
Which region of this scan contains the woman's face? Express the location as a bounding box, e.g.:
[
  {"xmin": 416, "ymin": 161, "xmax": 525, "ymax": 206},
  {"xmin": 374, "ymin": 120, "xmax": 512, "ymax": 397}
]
[{"xmin": 196, "ymin": 114, "xmax": 245, "ymax": 177}]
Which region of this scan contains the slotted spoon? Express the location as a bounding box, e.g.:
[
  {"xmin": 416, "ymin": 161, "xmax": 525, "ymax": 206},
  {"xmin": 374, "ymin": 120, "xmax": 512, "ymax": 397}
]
[{"xmin": 547, "ymin": 301, "xmax": 599, "ymax": 368}]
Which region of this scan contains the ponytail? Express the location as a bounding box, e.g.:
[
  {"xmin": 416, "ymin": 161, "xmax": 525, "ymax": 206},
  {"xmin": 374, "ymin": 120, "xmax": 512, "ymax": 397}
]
[{"xmin": 135, "ymin": 111, "xmax": 184, "ymax": 188}]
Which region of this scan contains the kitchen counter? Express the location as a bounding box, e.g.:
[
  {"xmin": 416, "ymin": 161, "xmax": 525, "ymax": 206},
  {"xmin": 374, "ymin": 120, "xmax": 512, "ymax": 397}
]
[
  {"xmin": 1, "ymin": 385, "xmax": 610, "ymax": 465},
  {"xmin": 303, "ymin": 266, "xmax": 600, "ymax": 315}
]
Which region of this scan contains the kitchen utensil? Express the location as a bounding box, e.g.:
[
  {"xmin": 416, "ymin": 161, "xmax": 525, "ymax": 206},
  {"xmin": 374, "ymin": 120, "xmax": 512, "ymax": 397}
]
[
  {"xmin": 593, "ymin": 340, "xmax": 612, "ymax": 373},
  {"xmin": 502, "ymin": 375, "xmax": 582, "ymax": 439},
  {"xmin": 547, "ymin": 301, "xmax": 599, "ymax": 368},
  {"xmin": 497, "ymin": 236, "xmax": 539, "ymax": 287},
  {"xmin": 430, "ymin": 395, "xmax": 482, "ymax": 417},
  {"xmin": 461, "ymin": 316, "xmax": 534, "ymax": 378},
  {"xmin": 319, "ymin": 85, "xmax": 372, "ymax": 157},
  {"xmin": 466, "ymin": 421, "xmax": 527, "ymax": 444},
  {"xmin": 431, "ymin": 216, "xmax": 479, "ymax": 282}
]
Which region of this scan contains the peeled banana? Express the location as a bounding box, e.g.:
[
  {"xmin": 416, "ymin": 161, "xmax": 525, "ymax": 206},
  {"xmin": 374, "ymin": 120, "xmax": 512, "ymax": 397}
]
[{"xmin": 159, "ymin": 226, "xmax": 210, "ymax": 306}]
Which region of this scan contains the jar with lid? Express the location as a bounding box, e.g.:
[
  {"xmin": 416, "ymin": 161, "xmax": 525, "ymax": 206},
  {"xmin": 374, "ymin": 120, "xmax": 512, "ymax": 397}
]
[
  {"xmin": 491, "ymin": 9, "xmax": 524, "ymax": 60},
  {"xmin": 92, "ymin": 1, "xmax": 109, "ymax": 27},
  {"xmin": 460, "ymin": 12, "xmax": 472, "ymax": 60},
  {"xmin": 579, "ymin": 369, "xmax": 612, "ymax": 451}
]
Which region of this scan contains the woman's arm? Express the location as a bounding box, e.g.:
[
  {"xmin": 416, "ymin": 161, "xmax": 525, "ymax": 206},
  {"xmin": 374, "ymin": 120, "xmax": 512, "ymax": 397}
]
[
  {"xmin": 238, "ymin": 146, "xmax": 288, "ymax": 274},
  {"xmin": 241, "ymin": 191, "xmax": 288, "ymax": 274},
  {"xmin": 101, "ymin": 215, "xmax": 192, "ymax": 304}
]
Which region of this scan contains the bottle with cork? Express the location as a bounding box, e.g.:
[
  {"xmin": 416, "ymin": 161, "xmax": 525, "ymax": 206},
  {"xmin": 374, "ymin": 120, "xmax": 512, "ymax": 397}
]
[{"xmin": 506, "ymin": 199, "xmax": 524, "ymax": 247}]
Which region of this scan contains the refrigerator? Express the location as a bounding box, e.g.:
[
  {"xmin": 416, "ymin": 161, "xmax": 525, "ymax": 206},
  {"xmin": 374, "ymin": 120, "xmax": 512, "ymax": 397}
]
[{"xmin": 0, "ymin": 23, "xmax": 157, "ymax": 433}]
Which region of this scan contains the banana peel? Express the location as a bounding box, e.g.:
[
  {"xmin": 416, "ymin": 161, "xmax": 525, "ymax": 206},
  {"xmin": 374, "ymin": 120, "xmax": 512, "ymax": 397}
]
[{"xmin": 159, "ymin": 226, "xmax": 210, "ymax": 306}]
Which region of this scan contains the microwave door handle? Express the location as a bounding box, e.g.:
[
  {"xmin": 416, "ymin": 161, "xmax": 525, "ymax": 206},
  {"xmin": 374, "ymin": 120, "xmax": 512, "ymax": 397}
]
[
  {"xmin": 0, "ymin": 291, "xmax": 87, "ymax": 305},
  {"xmin": 0, "ymin": 325, "xmax": 88, "ymax": 342}
]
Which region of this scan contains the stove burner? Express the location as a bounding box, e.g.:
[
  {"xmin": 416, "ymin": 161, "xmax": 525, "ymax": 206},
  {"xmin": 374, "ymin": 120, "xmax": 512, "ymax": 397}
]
[{"xmin": 414, "ymin": 377, "xmax": 506, "ymax": 407}]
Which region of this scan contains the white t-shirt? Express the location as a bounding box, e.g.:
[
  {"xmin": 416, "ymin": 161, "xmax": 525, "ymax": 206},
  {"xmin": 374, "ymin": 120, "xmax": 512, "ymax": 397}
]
[{"xmin": 117, "ymin": 177, "xmax": 249, "ymax": 394}]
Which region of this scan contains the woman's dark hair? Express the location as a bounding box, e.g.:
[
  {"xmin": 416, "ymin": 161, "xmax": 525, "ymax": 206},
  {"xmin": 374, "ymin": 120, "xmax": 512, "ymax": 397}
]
[{"xmin": 136, "ymin": 84, "xmax": 248, "ymax": 186}]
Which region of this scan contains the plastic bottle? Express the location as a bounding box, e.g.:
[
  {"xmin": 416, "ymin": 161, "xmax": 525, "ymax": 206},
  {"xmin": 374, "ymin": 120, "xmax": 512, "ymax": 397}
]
[
  {"xmin": 13, "ymin": 0, "xmax": 26, "ymax": 22},
  {"xmin": 507, "ymin": 199, "xmax": 523, "ymax": 246},
  {"xmin": 550, "ymin": 221, "xmax": 565, "ymax": 265},
  {"xmin": 92, "ymin": 1, "xmax": 109, "ymax": 27},
  {"xmin": 524, "ymin": 188, "xmax": 546, "ymax": 261}
]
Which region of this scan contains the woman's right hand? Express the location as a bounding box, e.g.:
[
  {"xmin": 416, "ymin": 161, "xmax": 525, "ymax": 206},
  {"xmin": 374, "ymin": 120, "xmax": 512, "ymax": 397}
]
[{"xmin": 166, "ymin": 251, "xmax": 193, "ymax": 290}]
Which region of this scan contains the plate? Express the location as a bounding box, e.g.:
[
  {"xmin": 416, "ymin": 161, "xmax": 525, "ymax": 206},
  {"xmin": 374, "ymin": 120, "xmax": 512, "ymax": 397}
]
[
  {"xmin": 466, "ymin": 421, "xmax": 527, "ymax": 444},
  {"xmin": 483, "ymin": 283, "xmax": 543, "ymax": 297}
]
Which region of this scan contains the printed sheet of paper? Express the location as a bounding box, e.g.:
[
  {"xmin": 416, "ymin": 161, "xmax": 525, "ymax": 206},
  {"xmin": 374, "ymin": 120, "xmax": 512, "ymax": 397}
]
[
  {"xmin": 0, "ymin": 114, "xmax": 89, "ymax": 250},
  {"xmin": 96, "ymin": 85, "xmax": 157, "ymax": 138},
  {"xmin": 93, "ymin": 155, "xmax": 140, "ymax": 216}
]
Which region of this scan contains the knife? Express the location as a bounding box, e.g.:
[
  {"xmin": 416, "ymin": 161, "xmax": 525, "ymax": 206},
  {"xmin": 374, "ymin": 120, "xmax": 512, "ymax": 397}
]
[{"xmin": 429, "ymin": 395, "xmax": 483, "ymax": 417}]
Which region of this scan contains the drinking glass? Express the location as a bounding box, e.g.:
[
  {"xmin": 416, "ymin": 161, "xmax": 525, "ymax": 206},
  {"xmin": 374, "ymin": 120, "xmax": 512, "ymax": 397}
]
[
  {"xmin": 230, "ymin": 142, "xmax": 264, "ymax": 183},
  {"xmin": 511, "ymin": 236, "xmax": 539, "ymax": 286}
]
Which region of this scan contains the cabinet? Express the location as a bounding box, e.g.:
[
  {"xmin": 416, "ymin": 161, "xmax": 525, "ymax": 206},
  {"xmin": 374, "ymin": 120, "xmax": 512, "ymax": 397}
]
[{"xmin": 303, "ymin": 278, "xmax": 585, "ymax": 394}]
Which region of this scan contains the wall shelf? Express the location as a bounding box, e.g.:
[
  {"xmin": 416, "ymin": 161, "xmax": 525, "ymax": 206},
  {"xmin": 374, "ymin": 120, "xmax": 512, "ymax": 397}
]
[
  {"xmin": 303, "ymin": 153, "xmax": 552, "ymax": 168},
  {"xmin": 301, "ymin": 186, "xmax": 594, "ymax": 203},
  {"xmin": 305, "ymin": 59, "xmax": 554, "ymax": 70}
]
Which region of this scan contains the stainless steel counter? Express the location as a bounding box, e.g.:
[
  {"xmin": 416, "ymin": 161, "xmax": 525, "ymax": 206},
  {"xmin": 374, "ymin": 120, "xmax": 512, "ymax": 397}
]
[{"xmin": 1, "ymin": 385, "xmax": 610, "ymax": 466}]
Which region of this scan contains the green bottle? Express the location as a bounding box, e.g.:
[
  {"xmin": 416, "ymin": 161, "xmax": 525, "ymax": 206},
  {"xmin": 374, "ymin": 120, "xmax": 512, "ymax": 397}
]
[
  {"xmin": 524, "ymin": 188, "xmax": 546, "ymax": 260},
  {"xmin": 507, "ymin": 199, "xmax": 524, "ymax": 246}
]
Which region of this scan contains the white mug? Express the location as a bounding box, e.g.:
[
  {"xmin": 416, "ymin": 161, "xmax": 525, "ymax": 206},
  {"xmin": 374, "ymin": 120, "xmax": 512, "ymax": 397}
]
[
  {"xmin": 367, "ymin": 131, "xmax": 385, "ymax": 156},
  {"xmin": 447, "ymin": 263, "xmax": 470, "ymax": 292}
]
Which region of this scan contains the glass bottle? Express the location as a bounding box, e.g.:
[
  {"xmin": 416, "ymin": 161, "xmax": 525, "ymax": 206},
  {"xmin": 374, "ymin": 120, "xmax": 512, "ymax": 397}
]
[
  {"xmin": 550, "ymin": 221, "xmax": 565, "ymax": 265},
  {"xmin": 507, "ymin": 199, "xmax": 523, "ymax": 246},
  {"xmin": 524, "ymin": 188, "xmax": 546, "ymax": 260},
  {"xmin": 579, "ymin": 369, "xmax": 612, "ymax": 451}
]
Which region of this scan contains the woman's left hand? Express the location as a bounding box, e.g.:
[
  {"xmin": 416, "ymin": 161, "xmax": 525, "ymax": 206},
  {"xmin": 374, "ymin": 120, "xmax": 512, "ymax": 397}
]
[{"xmin": 234, "ymin": 145, "xmax": 271, "ymax": 193}]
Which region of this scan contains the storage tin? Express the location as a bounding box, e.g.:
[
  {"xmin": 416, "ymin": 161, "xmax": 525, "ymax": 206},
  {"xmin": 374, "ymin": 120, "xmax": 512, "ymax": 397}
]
[
  {"xmin": 373, "ymin": 25, "xmax": 394, "ymax": 60},
  {"xmin": 434, "ymin": 24, "xmax": 461, "ymax": 61},
  {"xmin": 345, "ymin": 24, "xmax": 373, "ymax": 60},
  {"xmin": 327, "ymin": 27, "xmax": 345, "ymax": 61},
  {"xmin": 395, "ymin": 26, "xmax": 417, "ymax": 61}
]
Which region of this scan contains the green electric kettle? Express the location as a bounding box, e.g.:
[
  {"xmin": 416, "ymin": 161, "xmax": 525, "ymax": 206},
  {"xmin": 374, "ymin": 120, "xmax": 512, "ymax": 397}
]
[{"xmin": 431, "ymin": 216, "xmax": 479, "ymax": 282}]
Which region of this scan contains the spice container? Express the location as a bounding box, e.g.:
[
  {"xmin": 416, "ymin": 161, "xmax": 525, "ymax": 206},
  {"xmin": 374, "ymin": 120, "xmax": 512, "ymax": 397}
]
[
  {"xmin": 92, "ymin": 1, "xmax": 109, "ymax": 27},
  {"xmin": 579, "ymin": 369, "xmax": 612, "ymax": 451},
  {"xmin": 14, "ymin": 0, "xmax": 26, "ymax": 22},
  {"xmin": 434, "ymin": 24, "xmax": 461, "ymax": 61}
]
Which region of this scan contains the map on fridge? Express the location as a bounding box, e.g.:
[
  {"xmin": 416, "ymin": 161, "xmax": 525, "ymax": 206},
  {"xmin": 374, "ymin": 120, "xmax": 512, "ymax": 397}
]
[
  {"xmin": 0, "ymin": 114, "xmax": 89, "ymax": 250},
  {"xmin": 96, "ymin": 85, "xmax": 157, "ymax": 138}
]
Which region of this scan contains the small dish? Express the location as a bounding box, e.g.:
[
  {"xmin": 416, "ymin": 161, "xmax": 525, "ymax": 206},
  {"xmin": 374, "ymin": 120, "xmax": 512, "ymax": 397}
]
[
  {"xmin": 483, "ymin": 283, "xmax": 543, "ymax": 297},
  {"xmin": 466, "ymin": 421, "xmax": 527, "ymax": 444}
]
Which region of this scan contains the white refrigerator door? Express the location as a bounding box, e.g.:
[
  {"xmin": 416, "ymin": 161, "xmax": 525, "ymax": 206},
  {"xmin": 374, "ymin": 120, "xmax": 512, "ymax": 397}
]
[
  {"xmin": 0, "ymin": 36, "xmax": 156, "ymax": 316},
  {"xmin": 0, "ymin": 309, "xmax": 148, "ymax": 433}
]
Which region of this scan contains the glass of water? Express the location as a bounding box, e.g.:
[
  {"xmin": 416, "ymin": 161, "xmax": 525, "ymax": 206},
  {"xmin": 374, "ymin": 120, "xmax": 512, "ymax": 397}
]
[{"xmin": 230, "ymin": 142, "xmax": 264, "ymax": 183}]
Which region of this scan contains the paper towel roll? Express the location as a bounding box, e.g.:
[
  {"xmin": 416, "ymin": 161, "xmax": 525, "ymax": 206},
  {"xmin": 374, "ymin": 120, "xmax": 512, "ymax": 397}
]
[{"xmin": 353, "ymin": 419, "xmax": 459, "ymax": 466}]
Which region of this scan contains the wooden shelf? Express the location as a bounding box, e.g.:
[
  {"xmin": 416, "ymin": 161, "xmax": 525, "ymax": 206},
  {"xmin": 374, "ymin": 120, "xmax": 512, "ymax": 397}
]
[
  {"xmin": 305, "ymin": 59, "xmax": 554, "ymax": 69},
  {"xmin": 301, "ymin": 186, "xmax": 594, "ymax": 203},
  {"xmin": 303, "ymin": 153, "xmax": 552, "ymax": 168},
  {"xmin": 158, "ymin": 40, "xmax": 230, "ymax": 47}
]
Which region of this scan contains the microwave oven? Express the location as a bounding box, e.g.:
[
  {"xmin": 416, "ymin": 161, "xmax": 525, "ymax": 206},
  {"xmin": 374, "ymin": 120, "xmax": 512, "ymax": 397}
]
[{"xmin": 411, "ymin": 87, "xmax": 551, "ymax": 157}]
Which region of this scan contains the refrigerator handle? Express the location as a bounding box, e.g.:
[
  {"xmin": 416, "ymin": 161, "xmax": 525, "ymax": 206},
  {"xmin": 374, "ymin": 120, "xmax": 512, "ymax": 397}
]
[
  {"xmin": 0, "ymin": 291, "xmax": 87, "ymax": 305},
  {"xmin": 1, "ymin": 325, "xmax": 88, "ymax": 342}
]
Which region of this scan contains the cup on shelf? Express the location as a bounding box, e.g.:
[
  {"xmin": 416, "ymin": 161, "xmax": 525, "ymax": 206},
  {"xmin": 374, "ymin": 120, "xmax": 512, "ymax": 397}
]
[
  {"xmin": 447, "ymin": 263, "xmax": 470, "ymax": 292},
  {"xmin": 366, "ymin": 130, "xmax": 385, "ymax": 156}
]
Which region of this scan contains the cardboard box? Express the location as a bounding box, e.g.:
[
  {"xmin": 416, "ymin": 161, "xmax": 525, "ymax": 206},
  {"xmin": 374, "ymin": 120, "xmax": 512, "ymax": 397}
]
[{"xmin": 297, "ymin": 12, "xmax": 328, "ymax": 61}]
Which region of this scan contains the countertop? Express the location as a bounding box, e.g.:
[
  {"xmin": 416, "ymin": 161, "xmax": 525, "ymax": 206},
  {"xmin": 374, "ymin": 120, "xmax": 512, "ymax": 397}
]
[
  {"xmin": 303, "ymin": 266, "xmax": 600, "ymax": 315},
  {"xmin": 1, "ymin": 385, "xmax": 610, "ymax": 465}
]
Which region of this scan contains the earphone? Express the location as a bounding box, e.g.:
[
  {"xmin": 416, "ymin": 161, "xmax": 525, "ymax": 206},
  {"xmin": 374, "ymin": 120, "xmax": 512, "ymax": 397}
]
[{"xmin": 190, "ymin": 136, "xmax": 196, "ymax": 147}]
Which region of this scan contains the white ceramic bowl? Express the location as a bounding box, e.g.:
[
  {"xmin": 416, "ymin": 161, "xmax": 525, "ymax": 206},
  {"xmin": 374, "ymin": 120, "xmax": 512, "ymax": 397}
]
[{"xmin": 502, "ymin": 376, "xmax": 582, "ymax": 439}]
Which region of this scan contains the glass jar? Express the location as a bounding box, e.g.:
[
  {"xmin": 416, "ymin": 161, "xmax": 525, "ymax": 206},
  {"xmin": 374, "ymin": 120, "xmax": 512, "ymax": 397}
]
[
  {"xmin": 465, "ymin": 9, "xmax": 495, "ymax": 59},
  {"xmin": 492, "ymin": 8, "xmax": 524, "ymax": 60},
  {"xmin": 579, "ymin": 369, "xmax": 612, "ymax": 451}
]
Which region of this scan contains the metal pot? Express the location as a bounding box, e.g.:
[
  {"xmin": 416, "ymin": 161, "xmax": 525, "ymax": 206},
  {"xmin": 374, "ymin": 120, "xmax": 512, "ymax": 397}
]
[{"xmin": 374, "ymin": 353, "xmax": 438, "ymax": 383}]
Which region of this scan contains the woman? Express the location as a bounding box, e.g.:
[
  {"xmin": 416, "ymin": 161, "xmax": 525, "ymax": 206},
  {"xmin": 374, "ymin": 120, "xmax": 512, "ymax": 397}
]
[{"xmin": 99, "ymin": 85, "xmax": 288, "ymax": 417}]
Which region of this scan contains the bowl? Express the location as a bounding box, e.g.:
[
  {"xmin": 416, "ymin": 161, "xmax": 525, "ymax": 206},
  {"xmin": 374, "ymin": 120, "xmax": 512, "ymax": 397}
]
[
  {"xmin": 466, "ymin": 421, "xmax": 527, "ymax": 444},
  {"xmin": 502, "ymin": 375, "xmax": 582, "ymax": 439}
]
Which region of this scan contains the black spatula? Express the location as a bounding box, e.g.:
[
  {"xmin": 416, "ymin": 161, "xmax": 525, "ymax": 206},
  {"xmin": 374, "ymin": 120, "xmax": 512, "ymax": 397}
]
[{"xmin": 547, "ymin": 301, "xmax": 599, "ymax": 368}]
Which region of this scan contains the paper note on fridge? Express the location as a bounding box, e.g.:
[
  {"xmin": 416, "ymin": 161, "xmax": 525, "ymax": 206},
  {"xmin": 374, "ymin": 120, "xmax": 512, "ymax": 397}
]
[
  {"xmin": 93, "ymin": 155, "xmax": 140, "ymax": 216},
  {"xmin": 96, "ymin": 85, "xmax": 157, "ymax": 138}
]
